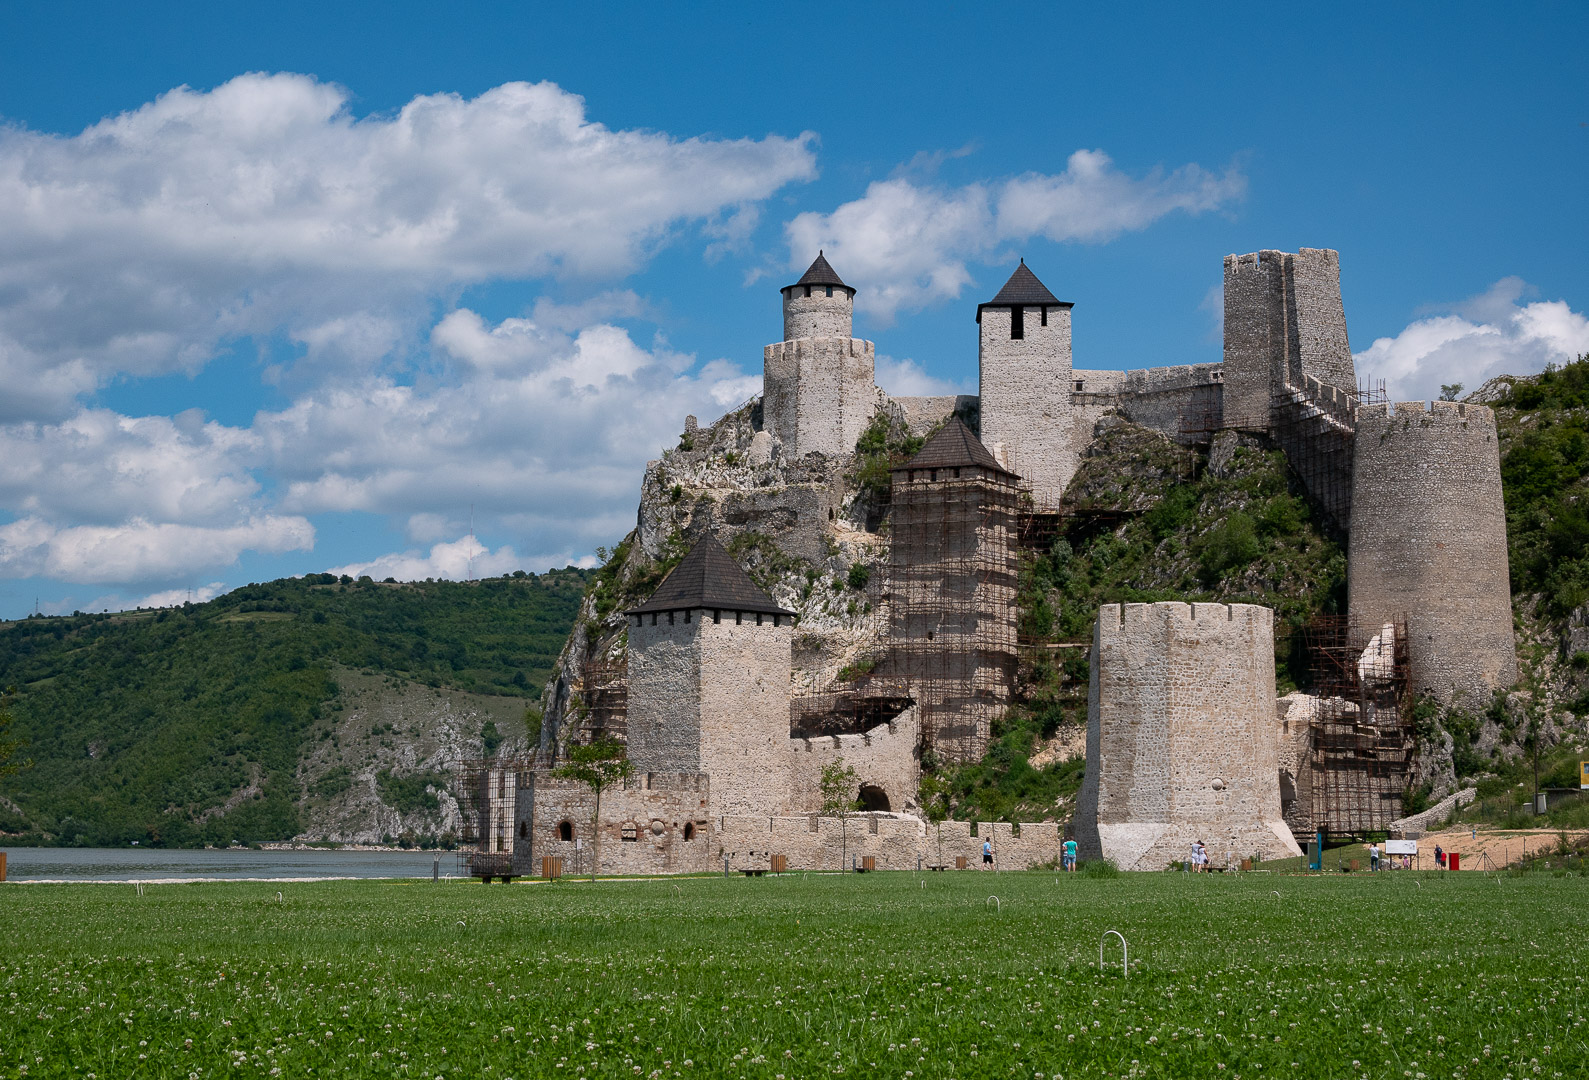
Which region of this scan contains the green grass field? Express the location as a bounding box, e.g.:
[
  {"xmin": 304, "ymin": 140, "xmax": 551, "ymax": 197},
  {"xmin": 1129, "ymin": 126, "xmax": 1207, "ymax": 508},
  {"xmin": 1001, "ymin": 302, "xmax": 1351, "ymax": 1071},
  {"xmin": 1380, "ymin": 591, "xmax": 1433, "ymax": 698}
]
[{"xmin": 2, "ymin": 871, "xmax": 1585, "ymax": 1079}]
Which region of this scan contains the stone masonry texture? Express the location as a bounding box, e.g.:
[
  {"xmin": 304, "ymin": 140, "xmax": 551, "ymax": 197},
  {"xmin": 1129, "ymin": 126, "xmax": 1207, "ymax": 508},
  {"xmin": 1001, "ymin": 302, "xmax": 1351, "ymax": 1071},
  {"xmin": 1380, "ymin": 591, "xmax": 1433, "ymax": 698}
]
[
  {"xmin": 1348, "ymin": 401, "xmax": 1517, "ymax": 704},
  {"xmin": 977, "ymin": 304, "xmax": 1075, "ymax": 509},
  {"xmin": 1075, "ymin": 602, "xmax": 1302, "ymax": 871},
  {"xmin": 627, "ymin": 609, "xmax": 793, "ymax": 817}
]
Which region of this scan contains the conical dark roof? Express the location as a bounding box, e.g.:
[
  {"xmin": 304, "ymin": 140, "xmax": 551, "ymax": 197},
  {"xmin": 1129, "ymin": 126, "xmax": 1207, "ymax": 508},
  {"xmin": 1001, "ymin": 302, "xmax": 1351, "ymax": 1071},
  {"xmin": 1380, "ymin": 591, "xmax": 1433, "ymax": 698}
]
[
  {"xmin": 893, "ymin": 417, "xmax": 1017, "ymax": 477},
  {"xmin": 626, "ymin": 534, "xmax": 793, "ymax": 617},
  {"xmin": 977, "ymin": 260, "xmax": 1070, "ymax": 320},
  {"xmin": 790, "ymin": 251, "xmax": 848, "ymax": 290}
]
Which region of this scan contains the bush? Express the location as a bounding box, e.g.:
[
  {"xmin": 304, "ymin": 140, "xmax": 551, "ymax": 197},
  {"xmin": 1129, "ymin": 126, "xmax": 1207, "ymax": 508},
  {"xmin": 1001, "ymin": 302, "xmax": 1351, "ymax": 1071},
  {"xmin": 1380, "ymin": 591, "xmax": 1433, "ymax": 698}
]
[
  {"xmin": 1078, "ymin": 858, "xmax": 1120, "ymax": 878},
  {"xmin": 847, "ymin": 563, "xmax": 871, "ymax": 590}
]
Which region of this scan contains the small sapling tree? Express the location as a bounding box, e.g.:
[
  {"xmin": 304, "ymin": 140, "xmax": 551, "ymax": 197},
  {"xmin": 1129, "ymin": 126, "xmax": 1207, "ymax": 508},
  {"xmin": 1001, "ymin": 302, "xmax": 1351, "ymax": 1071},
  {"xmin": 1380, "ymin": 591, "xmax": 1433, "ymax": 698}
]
[
  {"xmin": 918, "ymin": 770, "xmax": 951, "ymax": 868},
  {"xmin": 818, "ymin": 757, "xmax": 862, "ymax": 871},
  {"xmin": 554, "ymin": 737, "xmax": 633, "ymax": 881}
]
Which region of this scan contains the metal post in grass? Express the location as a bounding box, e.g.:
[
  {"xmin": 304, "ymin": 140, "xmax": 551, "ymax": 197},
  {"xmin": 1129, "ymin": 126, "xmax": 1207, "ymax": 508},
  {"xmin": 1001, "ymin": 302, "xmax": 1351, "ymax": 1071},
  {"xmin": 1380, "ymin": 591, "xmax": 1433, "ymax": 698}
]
[{"xmin": 1100, "ymin": 930, "xmax": 1128, "ymax": 977}]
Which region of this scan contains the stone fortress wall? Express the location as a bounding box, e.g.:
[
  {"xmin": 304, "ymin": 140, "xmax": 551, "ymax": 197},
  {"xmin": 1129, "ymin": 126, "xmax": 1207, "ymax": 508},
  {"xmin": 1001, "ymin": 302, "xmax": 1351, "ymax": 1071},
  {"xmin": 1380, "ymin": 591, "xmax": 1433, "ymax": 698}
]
[
  {"xmin": 786, "ymin": 713, "xmax": 922, "ymax": 820},
  {"xmin": 1074, "ymin": 602, "xmax": 1302, "ymax": 871},
  {"xmin": 1348, "ymin": 401, "xmax": 1518, "ymax": 704},
  {"xmin": 490, "ymin": 246, "xmax": 1522, "ymax": 878}
]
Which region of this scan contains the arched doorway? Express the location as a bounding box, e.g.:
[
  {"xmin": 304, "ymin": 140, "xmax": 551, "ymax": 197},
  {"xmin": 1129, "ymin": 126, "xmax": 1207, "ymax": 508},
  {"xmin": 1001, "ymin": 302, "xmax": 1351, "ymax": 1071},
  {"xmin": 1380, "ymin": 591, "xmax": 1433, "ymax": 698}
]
[
  {"xmin": 858, "ymin": 784, "xmax": 890, "ymax": 812},
  {"xmin": 557, "ymin": 820, "xmax": 574, "ymax": 842}
]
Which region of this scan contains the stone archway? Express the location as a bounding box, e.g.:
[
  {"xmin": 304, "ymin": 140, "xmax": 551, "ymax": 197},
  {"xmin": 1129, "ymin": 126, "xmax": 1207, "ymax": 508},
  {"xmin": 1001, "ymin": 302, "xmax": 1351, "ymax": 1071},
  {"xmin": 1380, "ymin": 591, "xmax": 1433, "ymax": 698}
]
[{"xmin": 858, "ymin": 784, "xmax": 890, "ymax": 812}]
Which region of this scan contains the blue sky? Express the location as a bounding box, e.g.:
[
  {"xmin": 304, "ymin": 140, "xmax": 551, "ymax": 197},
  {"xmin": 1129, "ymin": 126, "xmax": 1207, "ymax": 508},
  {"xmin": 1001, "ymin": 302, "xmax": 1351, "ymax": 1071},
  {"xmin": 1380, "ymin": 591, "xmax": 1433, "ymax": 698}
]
[{"xmin": 0, "ymin": 1, "xmax": 1584, "ymax": 617}]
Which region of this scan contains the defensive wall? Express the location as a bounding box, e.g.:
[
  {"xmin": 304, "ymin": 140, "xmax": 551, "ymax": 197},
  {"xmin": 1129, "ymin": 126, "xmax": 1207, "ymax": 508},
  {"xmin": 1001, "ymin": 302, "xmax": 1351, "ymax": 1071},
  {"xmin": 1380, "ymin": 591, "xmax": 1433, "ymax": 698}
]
[
  {"xmin": 512, "ymin": 771, "xmax": 717, "ymax": 876},
  {"xmin": 506, "ymin": 765, "xmax": 1068, "ymax": 874},
  {"xmin": 1075, "ymin": 602, "xmax": 1301, "ymax": 871},
  {"xmin": 892, "ymin": 394, "xmax": 979, "ymax": 436},
  {"xmin": 786, "ymin": 714, "xmax": 921, "ymax": 818},
  {"xmin": 1348, "ymin": 401, "xmax": 1517, "ymax": 703}
]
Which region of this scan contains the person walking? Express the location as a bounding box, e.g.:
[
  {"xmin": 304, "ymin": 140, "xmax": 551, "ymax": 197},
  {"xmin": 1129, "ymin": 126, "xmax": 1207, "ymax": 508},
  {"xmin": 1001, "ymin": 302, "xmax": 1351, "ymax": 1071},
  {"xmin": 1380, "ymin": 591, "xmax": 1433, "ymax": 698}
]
[
  {"xmin": 1369, "ymin": 841, "xmax": 1380, "ymax": 872},
  {"xmin": 982, "ymin": 837, "xmax": 993, "ymax": 870},
  {"xmin": 1063, "ymin": 836, "xmax": 1078, "ymax": 872},
  {"xmin": 1434, "ymin": 843, "xmax": 1445, "ymax": 870}
]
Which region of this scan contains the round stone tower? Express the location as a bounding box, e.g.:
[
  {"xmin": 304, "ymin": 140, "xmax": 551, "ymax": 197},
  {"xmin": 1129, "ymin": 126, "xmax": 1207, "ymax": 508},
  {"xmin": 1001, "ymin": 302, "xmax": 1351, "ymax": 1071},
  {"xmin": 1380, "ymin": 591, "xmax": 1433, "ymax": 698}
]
[
  {"xmin": 763, "ymin": 253, "xmax": 877, "ymax": 458},
  {"xmin": 1348, "ymin": 401, "xmax": 1516, "ymax": 704},
  {"xmin": 781, "ymin": 250, "xmax": 853, "ymax": 340}
]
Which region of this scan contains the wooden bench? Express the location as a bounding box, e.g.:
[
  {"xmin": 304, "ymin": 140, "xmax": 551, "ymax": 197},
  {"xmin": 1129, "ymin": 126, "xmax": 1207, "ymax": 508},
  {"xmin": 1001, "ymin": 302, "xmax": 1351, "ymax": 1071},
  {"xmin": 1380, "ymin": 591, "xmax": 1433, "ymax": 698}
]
[{"xmin": 741, "ymin": 868, "xmax": 767, "ymax": 877}]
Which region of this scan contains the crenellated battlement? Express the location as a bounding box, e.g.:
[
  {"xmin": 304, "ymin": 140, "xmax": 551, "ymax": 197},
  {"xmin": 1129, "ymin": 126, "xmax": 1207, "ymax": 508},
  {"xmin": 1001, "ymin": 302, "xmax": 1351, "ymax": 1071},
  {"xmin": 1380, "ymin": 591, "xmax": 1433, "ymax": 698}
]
[
  {"xmin": 764, "ymin": 337, "xmax": 875, "ymax": 363},
  {"xmin": 1355, "ymin": 399, "xmax": 1497, "ymax": 431},
  {"xmin": 1100, "ymin": 600, "xmax": 1273, "ymax": 637}
]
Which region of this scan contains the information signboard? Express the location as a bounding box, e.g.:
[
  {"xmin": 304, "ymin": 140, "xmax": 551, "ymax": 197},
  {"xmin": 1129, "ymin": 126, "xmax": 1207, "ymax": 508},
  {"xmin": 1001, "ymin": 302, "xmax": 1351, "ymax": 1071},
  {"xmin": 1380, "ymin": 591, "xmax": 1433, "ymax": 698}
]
[
  {"xmin": 1385, "ymin": 839, "xmax": 1418, "ymax": 856},
  {"xmin": 1581, "ymin": 760, "xmax": 1588, "ymax": 790}
]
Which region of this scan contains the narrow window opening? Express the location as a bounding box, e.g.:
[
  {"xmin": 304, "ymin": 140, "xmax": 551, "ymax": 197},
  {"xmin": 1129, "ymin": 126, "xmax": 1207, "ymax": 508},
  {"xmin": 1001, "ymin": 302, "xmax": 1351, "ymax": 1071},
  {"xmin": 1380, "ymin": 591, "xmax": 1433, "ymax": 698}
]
[
  {"xmin": 683, "ymin": 609, "xmax": 691, "ymax": 623},
  {"xmin": 803, "ymin": 285, "xmax": 811, "ymax": 298},
  {"xmin": 651, "ymin": 613, "xmax": 657, "ymax": 626},
  {"xmin": 1040, "ymin": 305, "xmax": 1048, "ymax": 327},
  {"xmin": 683, "ymin": 822, "xmax": 696, "ymax": 841},
  {"xmin": 667, "ymin": 611, "xmax": 674, "ymax": 625},
  {"xmin": 518, "ymin": 822, "xmax": 528, "ymax": 839},
  {"xmin": 558, "ymin": 820, "xmax": 574, "ymax": 842},
  {"xmin": 736, "ymin": 611, "xmax": 743, "ymax": 625},
  {"xmin": 1010, "ymin": 306, "xmax": 1025, "ymax": 340},
  {"xmin": 620, "ymin": 822, "xmax": 638, "ymax": 843},
  {"xmin": 825, "ymin": 285, "xmax": 833, "ymax": 297},
  {"xmin": 756, "ymin": 612, "xmax": 763, "ymax": 626},
  {"xmin": 713, "ymin": 610, "xmax": 721, "ymax": 624}
]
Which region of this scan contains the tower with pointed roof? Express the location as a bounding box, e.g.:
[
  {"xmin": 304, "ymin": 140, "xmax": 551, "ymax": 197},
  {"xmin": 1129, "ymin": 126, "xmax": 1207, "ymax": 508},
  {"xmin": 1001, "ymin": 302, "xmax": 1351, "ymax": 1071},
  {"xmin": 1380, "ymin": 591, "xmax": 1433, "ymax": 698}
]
[
  {"xmin": 763, "ymin": 253, "xmax": 878, "ymax": 459},
  {"xmin": 625, "ymin": 534, "xmax": 795, "ymax": 817},
  {"xmin": 976, "ymin": 260, "xmax": 1076, "ymax": 510},
  {"xmin": 884, "ymin": 418, "xmax": 1022, "ymax": 760}
]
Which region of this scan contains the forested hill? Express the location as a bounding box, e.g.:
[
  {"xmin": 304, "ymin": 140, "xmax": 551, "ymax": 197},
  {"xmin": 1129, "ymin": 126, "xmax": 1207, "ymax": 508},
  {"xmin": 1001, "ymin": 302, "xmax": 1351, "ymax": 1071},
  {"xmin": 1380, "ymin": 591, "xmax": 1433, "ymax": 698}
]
[{"xmin": 0, "ymin": 569, "xmax": 589, "ymax": 847}]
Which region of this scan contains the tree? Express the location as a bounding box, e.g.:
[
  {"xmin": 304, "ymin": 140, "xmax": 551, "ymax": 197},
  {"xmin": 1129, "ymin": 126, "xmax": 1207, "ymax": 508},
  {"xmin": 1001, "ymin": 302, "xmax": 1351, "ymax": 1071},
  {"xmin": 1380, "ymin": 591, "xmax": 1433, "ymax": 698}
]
[
  {"xmin": 918, "ymin": 771, "xmax": 951, "ymax": 868},
  {"xmin": 0, "ymin": 687, "xmax": 30, "ymax": 779},
  {"xmin": 554, "ymin": 737, "xmax": 633, "ymax": 881},
  {"xmin": 1439, "ymin": 383, "xmax": 1464, "ymax": 402},
  {"xmin": 818, "ymin": 757, "xmax": 861, "ymax": 871}
]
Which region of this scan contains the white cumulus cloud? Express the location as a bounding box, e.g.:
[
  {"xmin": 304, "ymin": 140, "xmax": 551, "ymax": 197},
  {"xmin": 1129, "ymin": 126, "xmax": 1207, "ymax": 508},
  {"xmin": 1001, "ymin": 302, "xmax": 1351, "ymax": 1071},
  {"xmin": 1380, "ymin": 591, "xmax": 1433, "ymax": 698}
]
[
  {"xmin": 786, "ymin": 149, "xmax": 1244, "ymax": 321},
  {"xmin": 1355, "ymin": 278, "xmax": 1589, "ymax": 401},
  {"xmin": 327, "ymin": 536, "xmax": 523, "ymax": 582},
  {"xmin": 0, "ymin": 515, "xmax": 313, "ymax": 585},
  {"xmin": 0, "ymin": 72, "xmax": 816, "ymax": 416}
]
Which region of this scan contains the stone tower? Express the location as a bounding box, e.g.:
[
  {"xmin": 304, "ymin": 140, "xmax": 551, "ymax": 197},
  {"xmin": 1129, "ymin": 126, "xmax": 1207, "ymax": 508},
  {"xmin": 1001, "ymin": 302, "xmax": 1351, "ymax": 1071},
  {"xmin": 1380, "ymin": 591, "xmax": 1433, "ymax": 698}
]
[
  {"xmin": 886, "ymin": 418, "xmax": 1022, "ymax": 761},
  {"xmin": 976, "ymin": 261, "xmax": 1075, "ymax": 510},
  {"xmin": 1348, "ymin": 401, "xmax": 1516, "ymax": 704},
  {"xmin": 762, "ymin": 253, "xmax": 878, "ymax": 458},
  {"xmin": 1222, "ymin": 248, "xmax": 1356, "ymax": 429},
  {"xmin": 625, "ymin": 535, "xmax": 794, "ymax": 817},
  {"xmin": 1074, "ymin": 602, "xmax": 1301, "ymax": 871}
]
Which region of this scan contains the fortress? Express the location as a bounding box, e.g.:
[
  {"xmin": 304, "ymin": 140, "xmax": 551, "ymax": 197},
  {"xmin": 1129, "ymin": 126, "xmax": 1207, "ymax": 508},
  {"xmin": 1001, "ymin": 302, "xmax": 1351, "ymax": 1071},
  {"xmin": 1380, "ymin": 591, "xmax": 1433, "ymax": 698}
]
[{"xmin": 465, "ymin": 247, "xmax": 1518, "ymax": 876}]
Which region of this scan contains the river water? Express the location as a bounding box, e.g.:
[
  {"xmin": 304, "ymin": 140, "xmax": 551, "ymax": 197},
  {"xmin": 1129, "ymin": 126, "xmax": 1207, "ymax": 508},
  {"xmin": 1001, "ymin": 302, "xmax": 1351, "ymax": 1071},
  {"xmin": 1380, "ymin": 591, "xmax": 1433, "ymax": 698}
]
[{"xmin": 0, "ymin": 846, "xmax": 454, "ymax": 882}]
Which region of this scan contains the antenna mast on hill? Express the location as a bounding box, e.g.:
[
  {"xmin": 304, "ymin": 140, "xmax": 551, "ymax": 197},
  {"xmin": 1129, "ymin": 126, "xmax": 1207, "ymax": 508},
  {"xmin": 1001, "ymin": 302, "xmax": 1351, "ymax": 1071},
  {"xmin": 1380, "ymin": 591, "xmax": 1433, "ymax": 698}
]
[{"xmin": 468, "ymin": 503, "xmax": 476, "ymax": 581}]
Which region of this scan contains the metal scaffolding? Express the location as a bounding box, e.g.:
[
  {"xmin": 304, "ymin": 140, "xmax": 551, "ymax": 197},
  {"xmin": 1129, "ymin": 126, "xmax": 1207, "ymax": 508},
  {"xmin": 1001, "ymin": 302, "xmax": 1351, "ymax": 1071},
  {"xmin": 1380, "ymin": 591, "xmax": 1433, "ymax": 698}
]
[
  {"xmin": 874, "ymin": 458, "xmax": 1023, "ymax": 762},
  {"xmin": 1300, "ymin": 614, "xmax": 1413, "ymax": 836},
  {"xmin": 574, "ymin": 652, "xmax": 628, "ymax": 745},
  {"xmin": 453, "ymin": 757, "xmax": 535, "ymax": 878}
]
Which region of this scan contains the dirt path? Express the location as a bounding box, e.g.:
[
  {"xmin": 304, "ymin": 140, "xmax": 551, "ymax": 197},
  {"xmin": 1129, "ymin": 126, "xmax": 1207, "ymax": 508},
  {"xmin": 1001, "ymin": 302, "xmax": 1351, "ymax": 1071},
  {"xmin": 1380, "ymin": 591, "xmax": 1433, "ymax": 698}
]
[{"xmin": 1398, "ymin": 827, "xmax": 1587, "ymax": 870}]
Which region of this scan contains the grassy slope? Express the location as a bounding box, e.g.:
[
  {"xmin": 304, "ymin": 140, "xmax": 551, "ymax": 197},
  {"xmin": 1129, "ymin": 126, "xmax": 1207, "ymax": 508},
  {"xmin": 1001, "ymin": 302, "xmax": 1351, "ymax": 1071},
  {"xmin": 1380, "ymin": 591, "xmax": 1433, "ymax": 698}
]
[
  {"xmin": 0, "ymin": 569, "xmax": 588, "ymax": 846},
  {"xmin": 2, "ymin": 873, "xmax": 1584, "ymax": 1079}
]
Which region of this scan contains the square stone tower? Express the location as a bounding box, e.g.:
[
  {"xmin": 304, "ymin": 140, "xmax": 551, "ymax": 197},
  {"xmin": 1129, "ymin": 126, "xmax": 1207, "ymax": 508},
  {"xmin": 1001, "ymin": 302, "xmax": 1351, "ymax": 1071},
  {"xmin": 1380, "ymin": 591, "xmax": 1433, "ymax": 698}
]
[
  {"xmin": 625, "ymin": 535, "xmax": 794, "ymax": 818},
  {"xmin": 886, "ymin": 418, "xmax": 1021, "ymax": 762},
  {"xmin": 762, "ymin": 253, "xmax": 878, "ymax": 459},
  {"xmin": 1074, "ymin": 602, "xmax": 1302, "ymax": 870},
  {"xmin": 975, "ymin": 261, "xmax": 1075, "ymax": 510},
  {"xmin": 1222, "ymin": 248, "xmax": 1356, "ymax": 429}
]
